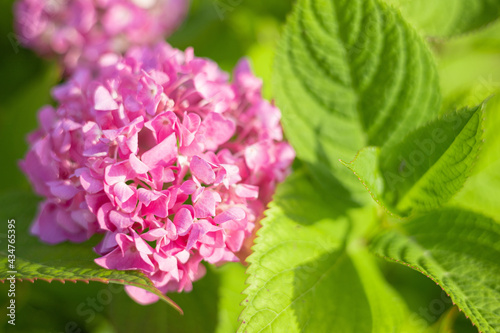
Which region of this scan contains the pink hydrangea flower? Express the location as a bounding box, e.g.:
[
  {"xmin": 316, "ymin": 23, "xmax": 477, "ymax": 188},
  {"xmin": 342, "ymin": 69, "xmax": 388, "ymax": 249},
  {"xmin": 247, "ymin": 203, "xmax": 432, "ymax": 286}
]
[
  {"xmin": 14, "ymin": 0, "xmax": 189, "ymax": 71},
  {"xmin": 21, "ymin": 41, "xmax": 295, "ymax": 304}
]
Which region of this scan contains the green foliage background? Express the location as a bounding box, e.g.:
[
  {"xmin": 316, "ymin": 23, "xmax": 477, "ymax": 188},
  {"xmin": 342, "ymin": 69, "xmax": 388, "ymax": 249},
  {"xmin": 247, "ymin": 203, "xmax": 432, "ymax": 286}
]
[{"xmin": 1, "ymin": 0, "xmax": 500, "ymax": 332}]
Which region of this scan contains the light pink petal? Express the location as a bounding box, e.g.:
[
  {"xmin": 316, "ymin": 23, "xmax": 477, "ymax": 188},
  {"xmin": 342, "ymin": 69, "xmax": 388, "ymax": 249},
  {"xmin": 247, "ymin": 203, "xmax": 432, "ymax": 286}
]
[
  {"xmin": 48, "ymin": 181, "xmax": 79, "ymax": 200},
  {"xmin": 200, "ymin": 113, "xmax": 235, "ymax": 150},
  {"xmin": 132, "ymin": 232, "xmax": 154, "ymax": 255},
  {"xmin": 124, "ymin": 286, "xmax": 160, "ymax": 305},
  {"xmin": 138, "ymin": 189, "xmax": 169, "ymax": 218},
  {"xmin": 205, "ymin": 247, "xmax": 225, "ymax": 264},
  {"xmin": 141, "ymin": 132, "xmax": 178, "ymax": 168},
  {"xmin": 194, "ymin": 190, "xmax": 221, "ymax": 218},
  {"xmin": 199, "ymin": 243, "xmax": 215, "ymax": 258},
  {"xmin": 225, "ymin": 230, "xmax": 246, "ymax": 252},
  {"xmin": 186, "ymin": 223, "xmax": 201, "ymax": 250},
  {"xmin": 179, "ymin": 180, "xmax": 197, "ymax": 194},
  {"xmin": 96, "ymin": 202, "xmax": 113, "ymax": 231},
  {"xmin": 137, "ymin": 188, "xmax": 161, "ymax": 204},
  {"xmin": 78, "ymin": 168, "xmax": 104, "ymax": 194},
  {"xmin": 154, "ymin": 253, "xmax": 178, "ymax": 274},
  {"xmin": 245, "ymin": 142, "xmax": 271, "ymax": 172},
  {"xmin": 186, "ymin": 220, "xmax": 221, "ymax": 250},
  {"xmin": 221, "ymin": 164, "xmax": 241, "ymax": 187},
  {"xmin": 113, "ymin": 182, "xmax": 135, "ymax": 203},
  {"xmin": 190, "ymin": 156, "xmax": 216, "ymax": 184},
  {"xmin": 94, "ymin": 85, "xmax": 118, "ymax": 111},
  {"xmin": 173, "ymin": 207, "xmax": 193, "ymax": 236},
  {"xmin": 30, "ymin": 202, "xmax": 68, "ymax": 244},
  {"xmin": 142, "ymin": 228, "xmax": 169, "ymax": 241},
  {"xmin": 235, "ymin": 184, "xmax": 259, "ymax": 199},
  {"xmin": 109, "ymin": 210, "xmax": 135, "ymax": 229},
  {"xmin": 94, "ymin": 231, "xmax": 119, "ymax": 255},
  {"xmin": 85, "ymin": 193, "xmax": 108, "ymax": 215},
  {"xmin": 129, "ymin": 154, "xmax": 149, "ymax": 174},
  {"xmin": 164, "ymin": 219, "xmax": 177, "ymax": 240},
  {"xmin": 104, "ymin": 162, "xmax": 129, "ymax": 186},
  {"xmin": 214, "ymin": 207, "xmax": 246, "ymax": 224},
  {"xmin": 175, "ymin": 250, "xmax": 190, "ymax": 264}
]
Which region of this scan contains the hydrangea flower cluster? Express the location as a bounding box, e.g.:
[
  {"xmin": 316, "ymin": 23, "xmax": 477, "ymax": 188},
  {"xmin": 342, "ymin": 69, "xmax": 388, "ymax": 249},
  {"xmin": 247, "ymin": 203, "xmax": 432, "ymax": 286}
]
[
  {"xmin": 14, "ymin": 0, "xmax": 188, "ymax": 71},
  {"xmin": 21, "ymin": 42, "xmax": 294, "ymax": 304}
]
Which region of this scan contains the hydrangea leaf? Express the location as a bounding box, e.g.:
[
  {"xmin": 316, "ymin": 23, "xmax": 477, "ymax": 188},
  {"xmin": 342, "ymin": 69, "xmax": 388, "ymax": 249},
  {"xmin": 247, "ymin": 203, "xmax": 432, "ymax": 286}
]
[
  {"xmin": 451, "ymin": 158, "xmax": 500, "ymax": 221},
  {"xmin": 370, "ymin": 209, "xmax": 500, "ymax": 333},
  {"xmin": 215, "ymin": 263, "xmax": 248, "ymax": 333},
  {"xmin": 380, "ymin": 103, "xmax": 485, "ymax": 215},
  {"xmin": 451, "ymin": 95, "xmax": 500, "ymax": 220},
  {"xmin": 0, "ymin": 191, "xmax": 182, "ymax": 313},
  {"xmin": 344, "ymin": 103, "xmax": 485, "ymax": 216},
  {"xmin": 340, "ymin": 147, "xmax": 392, "ymax": 213},
  {"xmin": 107, "ymin": 264, "xmax": 220, "ymax": 333},
  {"xmin": 238, "ymin": 170, "xmax": 408, "ymax": 332},
  {"xmin": 439, "ymin": 52, "xmax": 500, "ymax": 116},
  {"xmin": 384, "ymin": 0, "xmax": 500, "ymax": 38},
  {"xmin": 273, "ymin": 0, "xmax": 440, "ymax": 202}
]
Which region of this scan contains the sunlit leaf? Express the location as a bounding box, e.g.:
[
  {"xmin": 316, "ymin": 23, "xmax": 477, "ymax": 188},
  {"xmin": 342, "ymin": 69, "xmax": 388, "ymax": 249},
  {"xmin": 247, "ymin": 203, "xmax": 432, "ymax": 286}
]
[{"xmin": 371, "ymin": 209, "xmax": 500, "ymax": 333}]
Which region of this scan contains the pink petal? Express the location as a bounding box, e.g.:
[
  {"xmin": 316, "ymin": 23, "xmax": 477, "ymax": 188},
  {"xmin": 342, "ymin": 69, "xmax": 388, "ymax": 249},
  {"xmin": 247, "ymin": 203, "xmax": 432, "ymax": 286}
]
[
  {"xmin": 200, "ymin": 113, "xmax": 235, "ymax": 150},
  {"xmin": 142, "ymin": 228, "xmax": 169, "ymax": 241},
  {"xmin": 48, "ymin": 181, "xmax": 79, "ymax": 200},
  {"xmin": 194, "ymin": 190, "xmax": 221, "ymax": 218},
  {"xmin": 225, "ymin": 230, "xmax": 245, "ymax": 252},
  {"xmin": 94, "ymin": 85, "xmax": 118, "ymax": 111},
  {"xmin": 97, "ymin": 202, "xmax": 113, "ymax": 231},
  {"xmin": 129, "ymin": 154, "xmax": 149, "ymax": 174},
  {"xmin": 141, "ymin": 132, "xmax": 178, "ymax": 168},
  {"xmin": 221, "ymin": 164, "xmax": 241, "ymax": 187},
  {"xmin": 132, "ymin": 232, "xmax": 154, "ymax": 255},
  {"xmin": 186, "ymin": 219, "xmax": 221, "ymax": 250},
  {"xmin": 179, "ymin": 180, "xmax": 197, "ymax": 194},
  {"xmin": 104, "ymin": 162, "xmax": 129, "ymax": 186},
  {"xmin": 235, "ymin": 184, "xmax": 259, "ymax": 199},
  {"xmin": 30, "ymin": 202, "xmax": 68, "ymax": 244},
  {"xmin": 94, "ymin": 231, "xmax": 119, "ymax": 255},
  {"xmin": 154, "ymin": 253, "xmax": 178, "ymax": 273},
  {"xmin": 190, "ymin": 156, "xmax": 216, "ymax": 184},
  {"xmin": 214, "ymin": 207, "xmax": 246, "ymax": 224},
  {"xmin": 175, "ymin": 250, "xmax": 190, "ymax": 264},
  {"xmin": 109, "ymin": 210, "xmax": 135, "ymax": 230},
  {"xmin": 113, "ymin": 182, "xmax": 135, "ymax": 203},
  {"xmin": 78, "ymin": 168, "xmax": 104, "ymax": 194},
  {"xmin": 124, "ymin": 286, "xmax": 160, "ymax": 305},
  {"xmin": 173, "ymin": 207, "xmax": 193, "ymax": 236}
]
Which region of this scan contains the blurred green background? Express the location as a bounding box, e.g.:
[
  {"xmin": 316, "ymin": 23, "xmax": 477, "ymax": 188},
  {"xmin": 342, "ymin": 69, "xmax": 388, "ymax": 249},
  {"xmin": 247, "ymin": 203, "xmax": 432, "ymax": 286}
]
[{"xmin": 1, "ymin": 0, "xmax": 499, "ymax": 332}]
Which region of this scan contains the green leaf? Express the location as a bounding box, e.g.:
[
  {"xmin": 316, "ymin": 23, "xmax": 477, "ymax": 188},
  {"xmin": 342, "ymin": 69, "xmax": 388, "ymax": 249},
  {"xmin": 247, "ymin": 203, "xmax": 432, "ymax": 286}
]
[
  {"xmin": 451, "ymin": 158, "xmax": 500, "ymax": 221},
  {"xmin": 385, "ymin": 0, "xmax": 500, "ymax": 37},
  {"xmin": 450, "ymin": 95, "xmax": 500, "ymax": 220},
  {"xmin": 370, "ymin": 209, "xmax": 500, "ymax": 333},
  {"xmin": 106, "ymin": 262, "xmax": 246, "ymax": 333},
  {"xmin": 344, "ymin": 103, "xmax": 485, "ymax": 215},
  {"xmin": 433, "ymin": 19, "xmax": 500, "ymax": 115},
  {"xmin": 341, "ymin": 147, "xmax": 391, "ymax": 212},
  {"xmin": 439, "ymin": 53, "xmax": 500, "ymax": 116},
  {"xmin": 380, "ymin": 104, "xmax": 485, "ymax": 214},
  {"xmin": 216, "ymin": 263, "xmax": 247, "ymax": 333},
  {"xmin": 107, "ymin": 264, "xmax": 220, "ymax": 333},
  {"xmin": 239, "ymin": 170, "xmax": 408, "ymax": 332},
  {"xmin": 0, "ymin": 191, "xmax": 182, "ymax": 313},
  {"xmin": 273, "ymin": 0, "xmax": 440, "ymax": 201}
]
